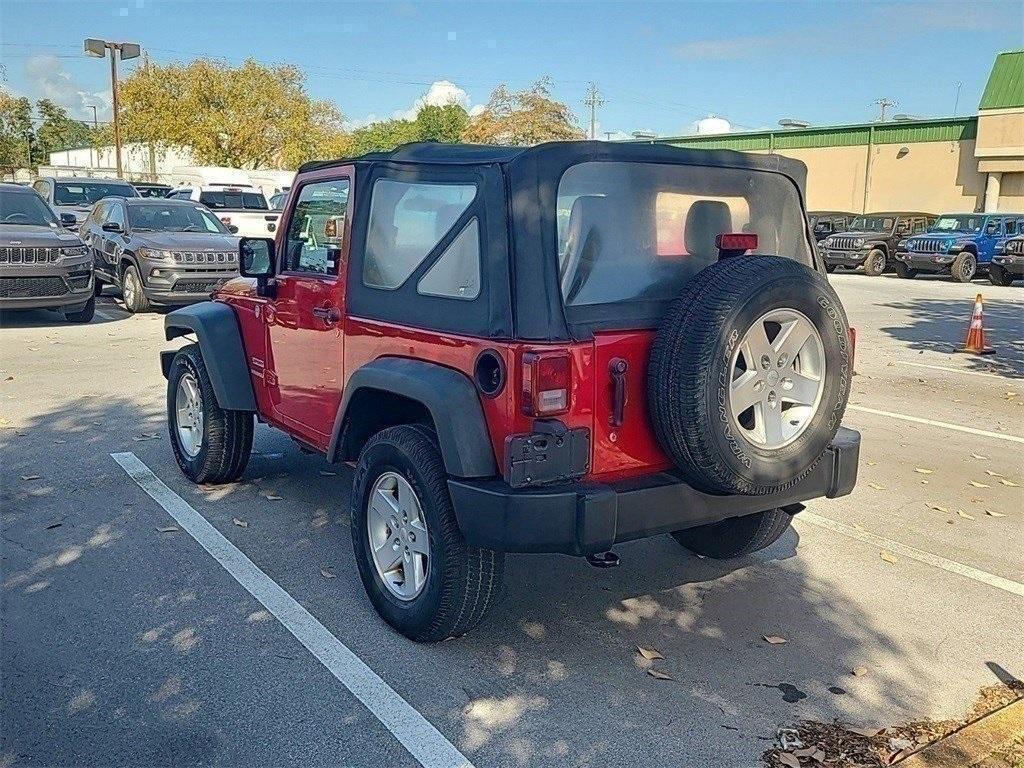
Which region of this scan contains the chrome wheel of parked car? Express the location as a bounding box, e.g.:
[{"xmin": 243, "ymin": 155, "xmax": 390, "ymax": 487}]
[
  {"xmin": 174, "ymin": 371, "xmax": 204, "ymax": 458},
  {"xmin": 728, "ymin": 308, "xmax": 826, "ymax": 450},
  {"xmin": 367, "ymin": 471, "xmax": 430, "ymax": 601}
]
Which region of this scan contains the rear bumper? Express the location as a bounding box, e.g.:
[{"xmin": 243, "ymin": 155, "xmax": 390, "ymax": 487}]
[{"xmin": 450, "ymin": 427, "xmax": 861, "ymax": 555}]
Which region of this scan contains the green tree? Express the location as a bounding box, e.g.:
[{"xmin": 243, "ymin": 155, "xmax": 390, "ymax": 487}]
[
  {"xmin": 118, "ymin": 58, "xmax": 348, "ymax": 169},
  {"xmin": 33, "ymin": 99, "xmax": 93, "ymax": 163},
  {"xmin": 413, "ymin": 104, "xmax": 469, "ymax": 143},
  {"xmin": 348, "ymin": 118, "xmax": 417, "ymax": 155},
  {"xmin": 0, "ymin": 89, "xmax": 33, "ymax": 174},
  {"xmin": 463, "ymin": 78, "xmax": 584, "ymax": 146}
]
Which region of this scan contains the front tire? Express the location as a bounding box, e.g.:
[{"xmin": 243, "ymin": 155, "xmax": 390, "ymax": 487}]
[
  {"xmin": 672, "ymin": 508, "xmax": 792, "ymax": 559},
  {"xmin": 167, "ymin": 343, "xmax": 253, "ymax": 484},
  {"xmin": 894, "ymin": 262, "xmax": 917, "ymax": 279},
  {"xmin": 121, "ymin": 263, "xmax": 151, "ymax": 313},
  {"xmin": 951, "ymin": 252, "xmax": 977, "ymax": 283},
  {"xmin": 989, "ymin": 264, "xmax": 1015, "ymax": 286},
  {"xmin": 64, "ymin": 297, "xmax": 95, "ymax": 324},
  {"xmin": 863, "ymin": 248, "xmax": 887, "ymax": 276},
  {"xmin": 352, "ymin": 425, "xmax": 504, "ymax": 642},
  {"xmin": 94, "ymin": 278, "xmax": 104, "ymax": 297}
]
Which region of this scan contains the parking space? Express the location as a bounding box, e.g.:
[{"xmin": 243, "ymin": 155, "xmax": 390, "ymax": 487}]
[{"xmin": 2, "ymin": 276, "xmax": 1022, "ymax": 768}]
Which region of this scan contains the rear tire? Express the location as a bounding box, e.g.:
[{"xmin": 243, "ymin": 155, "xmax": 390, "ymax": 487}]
[
  {"xmin": 64, "ymin": 297, "xmax": 95, "ymax": 324},
  {"xmin": 167, "ymin": 343, "xmax": 253, "ymax": 484},
  {"xmin": 94, "ymin": 278, "xmax": 104, "ymax": 297},
  {"xmin": 352, "ymin": 425, "xmax": 504, "ymax": 642},
  {"xmin": 863, "ymin": 248, "xmax": 887, "ymax": 276},
  {"xmin": 121, "ymin": 264, "xmax": 151, "ymax": 313},
  {"xmin": 894, "ymin": 262, "xmax": 917, "ymax": 279},
  {"xmin": 989, "ymin": 264, "xmax": 1015, "ymax": 286},
  {"xmin": 672, "ymin": 509, "xmax": 792, "ymax": 559},
  {"xmin": 951, "ymin": 252, "xmax": 977, "ymax": 283}
]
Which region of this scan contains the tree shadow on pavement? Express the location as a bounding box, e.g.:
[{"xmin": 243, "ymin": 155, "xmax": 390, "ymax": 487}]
[{"xmin": 878, "ymin": 296, "xmax": 1024, "ymax": 379}]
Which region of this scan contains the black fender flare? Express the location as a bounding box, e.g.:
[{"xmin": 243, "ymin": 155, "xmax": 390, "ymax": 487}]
[
  {"xmin": 329, "ymin": 358, "xmax": 496, "ymax": 479},
  {"xmin": 161, "ymin": 301, "xmax": 257, "ymax": 411},
  {"xmin": 865, "ymin": 241, "xmax": 888, "ymax": 254}
]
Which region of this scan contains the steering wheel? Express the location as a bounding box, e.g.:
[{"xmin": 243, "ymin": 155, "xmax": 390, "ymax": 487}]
[{"xmin": 3, "ymin": 213, "xmax": 30, "ymax": 223}]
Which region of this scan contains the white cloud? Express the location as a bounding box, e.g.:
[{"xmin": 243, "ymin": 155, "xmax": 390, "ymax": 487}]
[
  {"xmin": 393, "ymin": 80, "xmax": 483, "ymax": 121},
  {"xmin": 24, "ymin": 55, "xmax": 110, "ymax": 121}
]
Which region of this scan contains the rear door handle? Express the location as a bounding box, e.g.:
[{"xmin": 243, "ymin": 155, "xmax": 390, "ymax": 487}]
[
  {"xmin": 609, "ymin": 358, "xmax": 628, "ymax": 427},
  {"xmin": 312, "ymin": 306, "xmax": 341, "ymax": 323}
]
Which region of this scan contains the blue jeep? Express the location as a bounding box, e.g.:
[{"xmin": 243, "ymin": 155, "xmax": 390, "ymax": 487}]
[{"xmin": 893, "ymin": 213, "xmax": 1024, "ymax": 282}]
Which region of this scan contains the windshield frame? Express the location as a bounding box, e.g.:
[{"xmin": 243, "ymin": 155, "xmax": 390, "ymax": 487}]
[{"xmin": 0, "ymin": 189, "xmax": 60, "ymax": 227}]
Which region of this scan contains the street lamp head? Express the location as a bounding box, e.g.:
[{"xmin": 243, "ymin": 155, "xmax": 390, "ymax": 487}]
[
  {"xmin": 120, "ymin": 42, "xmax": 141, "ymax": 60},
  {"xmin": 84, "ymin": 38, "xmax": 108, "ymax": 57}
]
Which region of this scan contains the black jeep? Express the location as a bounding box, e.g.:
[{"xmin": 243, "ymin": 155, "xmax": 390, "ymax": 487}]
[{"xmin": 820, "ymin": 212, "xmax": 937, "ymax": 276}]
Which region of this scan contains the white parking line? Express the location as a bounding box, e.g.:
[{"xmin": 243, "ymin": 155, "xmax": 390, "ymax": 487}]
[
  {"xmin": 896, "ymin": 360, "xmax": 1008, "ymax": 380},
  {"xmin": 847, "ymin": 404, "xmax": 1024, "ymax": 444},
  {"xmin": 797, "ymin": 511, "xmax": 1024, "ymax": 598},
  {"xmin": 110, "ymin": 451, "xmax": 474, "ymax": 768}
]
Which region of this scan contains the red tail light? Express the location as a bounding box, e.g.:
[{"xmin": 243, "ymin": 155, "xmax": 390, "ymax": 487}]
[
  {"xmin": 521, "ymin": 351, "xmax": 571, "ymax": 416},
  {"xmin": 716, "ymin": 233, "xmax": 758, "ymax": 253}
]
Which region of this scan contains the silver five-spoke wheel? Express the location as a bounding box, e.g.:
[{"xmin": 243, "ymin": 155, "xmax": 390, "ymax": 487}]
[
  {"xmin": 728, "ymin": 308, "xmax": 826, "ymax": 449},
  {"xmin": 367, "ymin": 471, "xmax": 429, "ymax": 601},
  {"xmin": 175, "ymin": 371, "xmax": 204, "ymax": 458}
]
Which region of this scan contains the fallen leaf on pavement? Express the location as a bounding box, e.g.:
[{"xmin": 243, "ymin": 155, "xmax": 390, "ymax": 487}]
[
  {"xmin": 914, "ymin": 467, "xmax": 933, "ymax": 474},
  {"xmin": 927, "ymin": 504, "xmax": 948, "ymax": 513},
  {"xmin": 985, "ymin": 470, "xmax": 1004, "ymax": 477},
  {"xmin": 319, "ymin": 470, "xmax": 337, "ymax": 476},
  {"xmin": 852, "ymin": 666, "xmax": 868, "ymax": 677},
  {"xmin": 956, "ymin": 510, "xmax": 975, "ymax": 520},
  {"xmin": 157, "ymin": 526, "xmax": 179, "ymax": 533},
  {"xmin": 847, "ymin": 726, "xmax": 883, "ymax": 737},
  {"xmin": 920, "ymin": 479, "xmax": 929, "ymax": 484},
  {"xmin": 264, "ymin": 494, "xmax": 283, "ymax": 501},
  {"xmin": 867, "ymin": 483, "xmax": 886, "ymax": 490},
  {"xmin": 971, "ymin": 453, "xmax": 989, "ymax": 460},
  {"xmin": 969, "ymin": 480, "xmax": 991, "ymax": 488},
  {"xmin": 46, "ymin": 522, "xmax": 62, "ymax": 530},
  {"xmin": 763, "ymin": 635, "xmax": 788, "ymax": 645},
  {"xmin": 20, "ymin": 475, "xmax": 41, "ymax": 481},
  {"xmin": 866, "ymin": 461, "xmax": 877, "ymax": 466},
  {"xmin": 232, "ymin": 518, "xmax": 248, "ymax": 528},
  {"xmin": 320, "ymin": 568, "xmax": 336, "ymax": 579},
  {"xmin": 778, "ymin": 753, "xmax": 801, "ymax": 768},
  {"xmin": 880, "ymin": 551, "xmax": 898, "ymax": 564},
  {"xmin": 646, "ymin": 668, "xmax": 673, "ymax": 680},
  {"xmin": 133, "ymin": 433, "xmax": 161, "ymax": 441},
  {"xmin": 636, "ymin": 645, "xmax": 664, "ymax": 660},
  {"xmin": 986, "ymin": 510, "xmax": 1006, "ymax": 517},
  {"xmin": 999, "ymin": 479, "xmax": 1020, "ymax": 487}
]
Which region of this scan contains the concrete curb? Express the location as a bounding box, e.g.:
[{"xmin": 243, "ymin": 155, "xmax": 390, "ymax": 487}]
[{"xmin": 898, "ymin": 698, "xmax": 1024, "ymax": 767}]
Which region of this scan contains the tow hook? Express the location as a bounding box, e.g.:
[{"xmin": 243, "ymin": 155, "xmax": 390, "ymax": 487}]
[{"xmin": 586, "ymin": 551, "xmax": 620, "ymax": 568}]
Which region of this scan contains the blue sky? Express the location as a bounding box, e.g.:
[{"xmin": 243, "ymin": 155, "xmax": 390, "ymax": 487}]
[{"xmin": 1, "ymin": 0, "xmax": 1021, "ymax": 138}]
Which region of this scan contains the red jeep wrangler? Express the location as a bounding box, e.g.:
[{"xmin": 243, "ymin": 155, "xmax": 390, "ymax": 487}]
[{"xmin": 161, "ymin": 142, "xmax": 859, "ymax": 641}]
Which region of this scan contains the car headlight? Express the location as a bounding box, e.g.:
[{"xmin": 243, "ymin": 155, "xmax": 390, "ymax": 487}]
[
  {"xmin": 853, "ymin": 238, "xmax": 865, "ymax": 248},
  {"xmin": 60, "ymin": 245, "xmax": 89, "ymax": 258},
  {"xmin": 138, "ymin": 247, "xmax": 173, "ymax": 261},
  {"xmin": 897, "ymin": 239, "xmax": 908, "ymax": 248}
]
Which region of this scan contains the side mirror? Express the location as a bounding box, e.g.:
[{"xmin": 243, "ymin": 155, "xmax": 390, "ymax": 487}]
[
  {"xmin": 59, "ymin": 213, "xmax": 77, "ymax": 227},
  {"xmin": 240, "ymin": 237, "xmax": 275, "ymax": 278},
  {"xmin": 102, "ymin": 221, "xmax": 122, "ymax": 233},
  {"xmin": 228, "ymin": 224, "xmax": 239, "ymax": 234}
]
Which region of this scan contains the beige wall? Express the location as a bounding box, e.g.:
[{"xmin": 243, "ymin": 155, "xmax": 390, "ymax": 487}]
[
  {"xmin": 975, "ymin": 109, "xmax": 1024, "ymax": 158},
  {"xmin": 1000, "ymin": 172, "xmax": 1024, "ymax": 211}
]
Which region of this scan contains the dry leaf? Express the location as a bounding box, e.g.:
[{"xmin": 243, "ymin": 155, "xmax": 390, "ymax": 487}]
[
  {"xmin": 646, "ymin": 668, "xmax": 673, "ymax": 680},
  {"xmin": 319, "ymin": 470, "xmax": 337, "ymax": 476},
  {"xmin": 20, "ymin": 474, "xmax": 41, "ymax": 481},
  {"xmin": 867, "ymin": 482, "xmax": 886, "ymax": 490},
  {"xmin": 986, "ymin": 510, "xmax": 1006, "ymax": 517},
  {"xmin": 956, "ymin": 510, "xmax": 975, "ymax": 520},
  {"xmin": 778, "ymin": 753, "xmax": 801, "ymax": 768},
  {"xmin": 914, "ymin": 467, "xmax": 933, "ymax": 474},
  {"xmin": 133, "ymin": 433, "xmax": 161, "ymax": 441},
  {"xmin": 927, "ymin": 504, "xmax": 948, "ymax": 513},
  {"xmin": 847, "ymin": 726, "xmax": 883, "ymax": 737},
  {"xmin": 265, "ymin": 494, "xmax": 283, "ymax": 501},
  {"xmin": 853, "ymin": 666, "xmax": 868, "ymax": 677},
  {"xmin": 636, "ymin": 645, "xmax": 664, "ymax": 661},
  {"xmin": 971, "ymin": 453, "xmax": 989, "ymax": 460},
  {"xmin": 1000, "ymin": 479, "xmax": 1020, "ymax": 487},
  {"xmin": 866, "ymin": 460, "xmax": 877, "ymax": 466},
  {"xmin": 921, "ymin": 480, "xmax": 930, "ymax": 484},
  {"xmin": 232, "ymin": 518, "xmax": 249, "ymax": 528},
  {"xmin": 985, "ymin": 470, "xmax": 1004, "ymax": 477},
  {"xmin": 969, "ymin": 480, "xmax": 991, "ymax": 488},
  {"xmin": 320, "ymin": 568, "xmax": 336, "ymax": 579},
  {"xmin": 880, "ymin": 551, "xmax": 898, "ymax": 564},
  {"xmin": 157, "ymin": 526, "xmax": 179, "ymax": 533},
  {"xmin": 763, "ymin": 635, "xmax": 787, "ymax": 645}
]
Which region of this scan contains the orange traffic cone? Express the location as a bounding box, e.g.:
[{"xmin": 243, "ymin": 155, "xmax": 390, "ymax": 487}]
[{"xmin": 957, "ymin": 293, "xmax": 995, "ymax": 355}]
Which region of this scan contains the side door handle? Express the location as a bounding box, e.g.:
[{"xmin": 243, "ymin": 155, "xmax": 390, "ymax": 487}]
[{"xmin": 312, "ymin": 306, "xmax": 341, "ymax": 323}]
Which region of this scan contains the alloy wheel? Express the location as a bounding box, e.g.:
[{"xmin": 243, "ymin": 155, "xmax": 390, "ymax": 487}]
[
  {"xmin": 367, "ymin": 471, "xmax": 430, "ymax": 601},
  {"xmin": 174, "ymin": 371, "xmax": 204, "ymax": 458}
]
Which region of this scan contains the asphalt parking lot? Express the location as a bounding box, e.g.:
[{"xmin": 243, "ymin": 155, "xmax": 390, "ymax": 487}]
[{"xmin": 2, "ymin": 273, "xmax": 1022, "ymax": 768}]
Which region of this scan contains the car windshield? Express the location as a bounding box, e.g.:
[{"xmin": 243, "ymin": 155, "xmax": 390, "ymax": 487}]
[
  {"xmin": 0, "ymin": 189, "xmax": 59, "ymax": 226},
  {"xmin": 54, "ymin": 181, "xmax": 137, "ymax": 206},
  {"xmin": 849, "ymin": 216, "xmax": 895, "ymax": 232},
  {"xmin": 557, "ymin": 161, "xmax": 812, "ymax": 308},
  {"xmin": 932, "ymin": 215, "xmax": 983, "ymax": 233},
  {"xmin": 199, "ymin": 190, "xmax": 268, "ymax": 210},
  {"xmin": 128, "ymin": 203, "xmax": 229, "ymax": 233}
]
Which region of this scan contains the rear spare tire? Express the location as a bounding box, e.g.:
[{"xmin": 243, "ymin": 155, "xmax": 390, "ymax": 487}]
[{"xmin": 648, "ymin": 256, "xmax": 851, "ymax": 495}]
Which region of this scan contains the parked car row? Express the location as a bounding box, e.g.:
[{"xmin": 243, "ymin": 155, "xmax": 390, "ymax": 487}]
[{"xmin": 810, "ymin": 209, "xmax": 1024, "ymax": 285}]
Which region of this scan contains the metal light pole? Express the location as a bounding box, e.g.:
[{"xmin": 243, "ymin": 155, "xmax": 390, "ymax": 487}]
[
  {"xmin": 84, "ymin": 39, "xmax": 141, "ymax": 178},
  {"xmin": 85, "ymin": 105, "xmax": 98, "ymax": 171}
]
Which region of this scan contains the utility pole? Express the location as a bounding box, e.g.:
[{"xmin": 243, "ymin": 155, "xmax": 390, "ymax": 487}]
[
  {"xmin": 85, "ymin": 38, "xmax": 141, "ymax": 179},
  {"xmin": 584, "ymin": 83, "xmax": 604, "ymax": 140},
  {"xmin": 873, "ymin": 97, "xmax": 897, "ymax": 122}
]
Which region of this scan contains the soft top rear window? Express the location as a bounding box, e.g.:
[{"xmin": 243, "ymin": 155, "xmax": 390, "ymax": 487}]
[{"xmin": 556, "ymin": 161, "xmax": 811, "ymax": 309}]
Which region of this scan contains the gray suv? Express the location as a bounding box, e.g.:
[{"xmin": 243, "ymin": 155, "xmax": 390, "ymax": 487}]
[
  {"xmin": 0, "ymin": 183, "xmax": 94, "ymax": 322},
  {"xmin": 32, "ymin": 176, "xmax": 139, "ymax": 228}
]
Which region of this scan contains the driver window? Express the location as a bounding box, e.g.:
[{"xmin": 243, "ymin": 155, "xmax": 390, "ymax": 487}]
[
  {"xmin": 106, "ymin": 204, "xmax": 125, "ymax": 229},
  {"xmin": 985, "ymin": 220, "xmax": 1001, "ymax": 236},
  {"xmin": 284, "ymin": 179, "xmax": 350, "ymax": 275}
]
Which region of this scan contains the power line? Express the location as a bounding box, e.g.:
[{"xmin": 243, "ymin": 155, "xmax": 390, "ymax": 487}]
[
  {"xmin": 584, "ymin": 82, "xmax": 604, "ymax": 140},
  {"xmin": 873, "ymin": 97, "xmax": 898, "ymax": 122}
]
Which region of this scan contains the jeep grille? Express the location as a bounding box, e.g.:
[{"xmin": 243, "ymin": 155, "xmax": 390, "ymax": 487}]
[
  {"xmin": 910, "ymin": 238, "xmax": 946, "ymax": 253},
  {"xmin": 829, "ymin": 237, "xmax": 859, "ymax": 251},
  {"xmin": 0, "ymin": 247, "xmax": 62, "ymax": 265}
]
